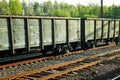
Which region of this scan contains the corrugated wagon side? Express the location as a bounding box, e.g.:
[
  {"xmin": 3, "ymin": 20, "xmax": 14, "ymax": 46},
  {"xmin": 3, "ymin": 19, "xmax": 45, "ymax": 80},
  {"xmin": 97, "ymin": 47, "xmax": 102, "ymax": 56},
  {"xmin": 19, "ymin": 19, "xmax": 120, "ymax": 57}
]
[
  {"xmin": 0, "ymin": 16, "xmax": 81, "ymax": 55},
  {"xmin": 0, "ymin": 15, "xmax": 120, "ymax": 55},
  {"xmin": 81, "ymin": 18, "xmax": 120, "ymax": 49},
  {"xmin": 0, "ymin": 18, "xmax": 10, "ymax": 51},
  {"xmin": 53, "ymin": 18, "xmax": 81, "ymax": 53}
]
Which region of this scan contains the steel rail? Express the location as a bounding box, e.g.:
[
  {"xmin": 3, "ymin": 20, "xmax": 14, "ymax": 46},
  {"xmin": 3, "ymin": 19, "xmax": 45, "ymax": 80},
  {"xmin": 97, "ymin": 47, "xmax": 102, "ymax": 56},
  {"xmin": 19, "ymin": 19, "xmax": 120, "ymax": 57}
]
[
  {"xmin": 0, "ymin": 44, "xmax": 115, "ymax": 69},
  {"xmin": 112, "ymin": 75, "xmax": 120, "ymax": 80},
  {"xmin": 39, "ymin": 54, "xmax": 120, "ymax": 80},
  {"xmin": 2, "ymin": 48, "xmax": 120, "ymax": 80}
]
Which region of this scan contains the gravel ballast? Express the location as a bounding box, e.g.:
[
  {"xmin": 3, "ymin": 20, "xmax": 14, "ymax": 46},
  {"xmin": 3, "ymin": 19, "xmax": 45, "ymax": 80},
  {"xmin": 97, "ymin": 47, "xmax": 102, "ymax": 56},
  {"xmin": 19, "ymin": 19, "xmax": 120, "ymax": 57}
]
[{"xmin": 0, "ymin": 45, "xmax": 120, "ymax": 79}]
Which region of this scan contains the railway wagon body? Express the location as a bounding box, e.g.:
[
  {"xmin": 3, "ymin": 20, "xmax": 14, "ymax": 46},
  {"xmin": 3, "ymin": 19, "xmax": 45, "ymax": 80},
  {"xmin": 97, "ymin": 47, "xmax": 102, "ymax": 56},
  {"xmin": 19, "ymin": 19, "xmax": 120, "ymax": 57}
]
[
  {"xmin": 81, "ymin": 18, "xmax": 120, "ymax": 49},
  {"xmin": 0, "ymin": 16, "xmax": 81, "ymax": 54},
  {"xmin": 0, "ymin": 15, "xmax": 120, "ymax": 55},
  {"xmin": 0, "ymin": 18, "xmax": 9, "ymax": 51}
]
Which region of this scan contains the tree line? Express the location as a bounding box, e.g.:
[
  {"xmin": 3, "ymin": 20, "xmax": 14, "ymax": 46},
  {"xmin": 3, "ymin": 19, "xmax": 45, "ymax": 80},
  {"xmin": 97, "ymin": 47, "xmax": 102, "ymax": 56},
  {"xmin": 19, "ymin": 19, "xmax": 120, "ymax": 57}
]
[{"xmin": 0, "ymin": 0, "xmax": 120, "ymax": 18}]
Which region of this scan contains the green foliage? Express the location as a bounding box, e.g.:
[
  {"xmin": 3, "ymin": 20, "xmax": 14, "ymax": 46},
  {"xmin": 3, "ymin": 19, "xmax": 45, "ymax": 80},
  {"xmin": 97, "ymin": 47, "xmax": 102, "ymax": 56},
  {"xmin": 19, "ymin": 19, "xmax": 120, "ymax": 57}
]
[
  {"xmin": 52, "ymin": 9, "xmax": 71, "ymax": 17},
  {"xmin": 0, "ymin": 0, "xmax": 10, "ymax": 14},
  {"xmin": 33, "ymin": 2, "xmax": 40, "ymax": 15},
  {"xmin": 0, "ymin": 0, "xmax": 120, "ymax": 18},
  {"xmin": 111, "ymin": 5, "xmax": 120, "ymax": 18},
  {"xmin": 51, "ymin": 2, "xmax": 71, "ymax": 17},
  {"xmin": 9, "ymin": 0, "xmax": 23, "ymax": 15},
  {"xmin": 22, "ymin": 0, "xmax": 27, "ymax": 15},
  {"xmin": 43, "ymin": 1, "xmax": 53, "ymax": 15}
]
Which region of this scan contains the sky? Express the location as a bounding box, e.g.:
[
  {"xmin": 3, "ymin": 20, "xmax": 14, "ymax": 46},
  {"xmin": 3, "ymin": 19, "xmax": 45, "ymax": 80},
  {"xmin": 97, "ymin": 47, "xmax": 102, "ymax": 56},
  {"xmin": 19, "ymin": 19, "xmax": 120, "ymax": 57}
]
[{"xmin": 25, "ymin": 0, "xmax": 120, "ymax": 6}]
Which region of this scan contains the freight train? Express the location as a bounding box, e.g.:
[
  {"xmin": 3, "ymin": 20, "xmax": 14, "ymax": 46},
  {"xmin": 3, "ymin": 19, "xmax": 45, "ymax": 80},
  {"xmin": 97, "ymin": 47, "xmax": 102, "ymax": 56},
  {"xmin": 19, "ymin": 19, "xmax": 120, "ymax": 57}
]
[{"xmin": 0, "ymin": 15, "xmax": 120, "ymax": 55}]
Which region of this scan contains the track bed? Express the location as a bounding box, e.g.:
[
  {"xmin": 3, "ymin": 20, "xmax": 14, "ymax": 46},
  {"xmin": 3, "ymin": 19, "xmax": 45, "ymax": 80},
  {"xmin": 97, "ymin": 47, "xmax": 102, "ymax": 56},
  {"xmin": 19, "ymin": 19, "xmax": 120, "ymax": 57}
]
[{"xmin": 0, "ymin": 44, "xmax": 120, "ymax": 79}]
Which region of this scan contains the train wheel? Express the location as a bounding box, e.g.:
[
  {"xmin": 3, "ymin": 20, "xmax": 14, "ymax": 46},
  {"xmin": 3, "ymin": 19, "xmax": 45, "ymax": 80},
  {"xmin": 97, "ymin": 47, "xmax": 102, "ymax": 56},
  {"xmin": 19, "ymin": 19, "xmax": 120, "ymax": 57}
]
[
  {"xmin": 62, "ymin": 45, "xmax": 70, "ymax": 53},
  {"xmin": 68, "ymin": 45, "xmax": 73, "ymax": 52},
  {"xmin": 90, "ymin": 43, "xmax": 95, "ymax": 48},
  {"xmin": 41, "ymin": 50, "xmax": 47, "ymax": 56},
  {"xmin": 72, "ymin": 44, "xmax": 77, "ymax": 51},
  {"xmin": 53, "ymin": 45, "xmax": 62, "ymax": 54},
  {"xmin": 115, "ymin": 38, "xmax": 119, "ymax": 44},
  {"xmin": 85, "ymin": 42, "xmax": 91, "ymax": 49}
]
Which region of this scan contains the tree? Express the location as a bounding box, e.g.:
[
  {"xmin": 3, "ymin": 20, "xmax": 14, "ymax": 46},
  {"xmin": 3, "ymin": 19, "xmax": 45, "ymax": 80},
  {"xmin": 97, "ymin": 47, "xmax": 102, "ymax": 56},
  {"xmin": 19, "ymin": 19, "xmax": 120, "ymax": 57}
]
[
  {"xmin": 52, "ymin": 9, "xmax": 71, "ymax": 17},
  {"xmin": 22, "ymin": 0, "xmax": 27, "ymax": 15},
  {"xmin": 77, "ymin": 4, "xmax": 87, "ymax": 18},
  {"xmin": 54, "ymin": 1, "xmax": 59, "ymax": 10},
  {"xmin": 112, "ymin": 5, "xmax": 120, "ymax": 18},
  {"xmin": 43, "ymin": 1, "xmax": 53, "ymax": 16},
  {"xmin": 69, "ymin": 5, "xmax": 78, "ymax": 17},
  {"xmin": 9, "ymin": 0, "xmax": 23, "ymax": 15},
  {"xmin": 0, "ymin": 0, "xmax": 118, "ymax": 18},
  {"xmin": 104, "ymin": 5, "xmax": 115, "ymax": 18},
  {"xmin": 33, "ymin": 2, "xmax": 45, "ymax": 16},
  {"xmin": 85, "ymin": 4, "xmax": 100, "ymax": 18},
  {"xmin": 33, "ymin": 2, "xmax": 41, "ymax": 15},
  {"xmin": 0, "ymin": 0, "xmax": 10, "ymax": 14}
]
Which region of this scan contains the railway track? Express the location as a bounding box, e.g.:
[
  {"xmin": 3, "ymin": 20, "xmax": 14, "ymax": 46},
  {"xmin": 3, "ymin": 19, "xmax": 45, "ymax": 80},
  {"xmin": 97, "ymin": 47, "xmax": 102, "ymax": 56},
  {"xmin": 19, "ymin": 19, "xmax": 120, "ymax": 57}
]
[
  {"xmin": 0, "ymin": 44, "xmax": 120, "ymax": 79},
  {"xmin": 56, "ymin": 57, "xmax": 120, "ymax": 80},
  {"xmin": 112, "ymin": 75, "xmax": 120, "ymax": 80},
  {"xmin": 0, "ymin": 44, "xmax": 116, "ymax": 69},
  {"xmin": 2, "ymin": 47, "xmax": 120, "ymax": 80}
]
